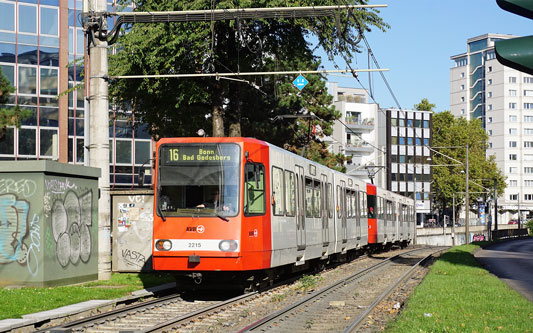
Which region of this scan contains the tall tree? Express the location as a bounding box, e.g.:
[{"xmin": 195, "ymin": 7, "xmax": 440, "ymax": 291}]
[
  {"xmin": 0, "ymin": 68, "xmax": 30, "ymax": 139},
  {"xmin": 109, "ymin": 0, "xmax": 388, "ymax": 163},
  {"xmin": 414, "ymin": 98, "xmax": 436, "ymax": 112},
  {"xmin": 431, "ymin": 111, "xmax": 505, "ymax": 219}
]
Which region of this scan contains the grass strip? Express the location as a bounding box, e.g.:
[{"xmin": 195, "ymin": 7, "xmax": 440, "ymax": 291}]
[
  {"xmin": 387, "ymin": 244, "xmax": 533, "ymax": 332},
  {"xmin": 0, "ymin": 273, "xmax": 174, "ymax": 320}
]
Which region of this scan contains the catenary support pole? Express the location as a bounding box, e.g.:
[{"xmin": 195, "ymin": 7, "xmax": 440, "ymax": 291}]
[
  {"xmin": 465, "ymin": 144, "xmax": 470, "ymax": 244},
  {"xmin": 85, "ymin": 0, "xmax": 111, "ymax": 280}
]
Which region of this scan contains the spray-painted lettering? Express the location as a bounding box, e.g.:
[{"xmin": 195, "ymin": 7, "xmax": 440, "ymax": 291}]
[
  {"xmin": 45, "ymin": 178, "xmax": 78, "ymax": 194},
  {"xmin": 0, "ymin": 179, "xmax": 37, "ymax": 198},
  {"xmin": 121, "ymin": 248, "xmax": 146, "ymax": 268},
  {"xmin": 26, "ymin": 214, "xmax": 41, "ymax": 276}
]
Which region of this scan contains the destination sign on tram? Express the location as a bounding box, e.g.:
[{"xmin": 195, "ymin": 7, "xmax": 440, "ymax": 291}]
[{"xmin": 161, "ymin": 145, "xmax": 236, "ymax": 165}]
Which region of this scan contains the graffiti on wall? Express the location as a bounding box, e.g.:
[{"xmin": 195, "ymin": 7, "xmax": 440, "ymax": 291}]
[
  {"xmin": 0, "ymin": 186, "xmax": 42, "ymax": 276},
  {"xmin": 46, "ymin": 178, "xmax": 94, "ymax": 268}
]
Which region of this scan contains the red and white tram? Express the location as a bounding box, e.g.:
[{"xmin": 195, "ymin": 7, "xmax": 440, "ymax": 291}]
[{"xmin": 152, "ymin": 137, "xmax": 415, "ymax": 289}]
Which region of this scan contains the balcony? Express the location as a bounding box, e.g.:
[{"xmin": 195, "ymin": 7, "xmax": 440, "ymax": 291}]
[
  {"xmin": 345, "ymin": 140, "xmax": 374, "ymax": 154},
  {"xmin": 345, "ymin": 117, "xmax": 374, "ymax": 132}
]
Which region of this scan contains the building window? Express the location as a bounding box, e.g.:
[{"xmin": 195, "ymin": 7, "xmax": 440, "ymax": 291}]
[
  {"xmin": 391, "ymin": 136, "xmax": 398, "ymax": 145},
  {"xmin": 488, "ymin": 142, "xmax": 493, "ymax": 148},
  {"xmin": 18, "ymin": 4, "xmax": 37, "ymax": 34},
  {"xmin": 488, "ymin": 91, "xmax": 492, "ymax": 98},
  {"xmin": 461, "ymin": 109, "xmax": 465, "ymax": 115},
  {"xmin": 525, "ymin": 180, "xmax": 533, "ymax": 187},
  {"xmin": 509, "ymin": 128, "xmax": 517, "ymax": 135},
  {"xmin": 488, "ymin": 79, "xmax": 493, "ymax": 85},
  {"xmin": 399, "ymin": 119, "xmax": 405, "ymax": 127},
  {"xmin": 391, "ymin": 118, "xmax": 398, "ymax": 126},
  {"xmin": 509, "ymin": 76, "xmax": 517, "ymax": 83},
  {"xmin": 525, "ymin": 154, "xmax": 533, "ymax": 161},
  {"xmin": 509, "ymin": 167, "xmax": 517, "ymax": 174},
  {"xmin": 509, "ymin": 89, "xmax": 517, "ymax": 96},
  {"xmin": 488, "ymin": 66, "xmax": 493, "ymax": 72},
  {"xmin": 407, "ymin": 137, "xmax": 413, "ymax": 145},
  {"xmin": 488, "ymin": 117, "xmax": 493, "ymax": 123},
  {"xmin": 0, "ymin": 1, "xmax": 15, "ymax": 31},
  {"xmin": 509, "ymin": 180, "xmax": 517, "ymax": 187},
  {"xmin": 509, "ymin": 154, "xmax": 517, "ymax": 160},
  {"xmin": 487, "ymin": 130, "xmax": 493, "ymax": 136},
  {"xmin": 510, "ymin": 141, "xmax": 517, "ymax": 148},
  {"xmin": 525, "ymin": 141, "xmax": 533, "ymax": 148},
  {"xmin": 525, "ymin": 167, "xmax": 533, "ymax": 174},
  {"xmin": 510, "ymin": 194, "xmax": 518, "ymax": 200},
  {"xmin": 509, "ymin": 115, "xmax": 518, "ymax": 122},
  {"xmin": 461, "ymin": 72, "xmax": 465, "ymax": 78},
  {"xmin": 525, "ymin": 90, "xmax": 533, "ymax": 97},
  {"xmin": 461, "ymin": 96, "xmax": 465, "ymax": 102},
  {"xmin": 509, "ymin": 102, "xmax": 517, "ymax": 109},
  {"xmin": 525, "ymin": 116, "xmax": 533, "ymax": 123},
  {"xmin": 399, "ymin": 137, "xmax": 405, "ymax": 145},
  {"xmin": 416, "ymin": 138, "xmax": 421, "ymax": 146},
  {"xmin": 407, "ymin": 119, "xmax": 413, "ymax": 127},
  {"xmin": 525, "ymin": 77, "xmax": 533, "ymax": 84},
  {"xmin": 488, "ymin": 104, "xmax": 493, "ymax": 110},
  {"xmin": 525, "ymin": 128, "xmax": 533, "ymax": 135},
  {"xmin": 40, "ymin": 6, "xmax": 59, "ymax": 36},
  {"xmin": 460, "ymin": 84, "xmax": 465, "ymax": 90},
  {"xmin": 525, "ymin": 194, "xmax": 533, "ymax": 201},
  {"xmin": 525, "ymin": 103, "xmax": 533, "ymax": 109},
  {"xmin": 423, "ymin": 138, "xmax": 429, "ymax": 145},
  {"xmin": 18, "ymin": 66, "xmax": 37, "ymax": 95}
]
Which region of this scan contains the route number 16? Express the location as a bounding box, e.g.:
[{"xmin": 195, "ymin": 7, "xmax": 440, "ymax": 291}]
[{"xmin": 169, "ymin": 149, "xmax": 179, "ymax": 161}]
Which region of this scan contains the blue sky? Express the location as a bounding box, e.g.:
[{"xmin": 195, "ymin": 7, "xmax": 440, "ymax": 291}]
[{"xmin": 319, "ymin": 0, "xmax": 533, "ymax": 112}]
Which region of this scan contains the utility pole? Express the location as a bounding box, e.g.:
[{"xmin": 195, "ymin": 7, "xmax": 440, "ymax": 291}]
[
  {"xmin": 84, "ymin": 0, "xmax": 111, "ymax": 280},
  {"xmin": 452, "ymin": 193, "xmax": 456, "ymax": 246},
  {"xmin": 494, "ymin": 178, "xmax": 498, "ymax": 232},
  {"xmin": 465, "ymin": 143, "xmax": 470, "ymax": 244}
]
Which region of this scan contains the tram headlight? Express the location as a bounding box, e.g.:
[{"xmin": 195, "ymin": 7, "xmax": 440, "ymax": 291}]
[
  {"xmin": 155, "ymin": 240, "xmax": 172, "ymax": 251},
  {"xmin": 218, "ymin": 240, "xmax": 238, "ymax": 252}
]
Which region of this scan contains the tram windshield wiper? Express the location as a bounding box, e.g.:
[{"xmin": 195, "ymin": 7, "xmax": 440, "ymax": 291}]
[{"xmin": 216, "ymin": 214, "xmax": 229, "ymax": 222}]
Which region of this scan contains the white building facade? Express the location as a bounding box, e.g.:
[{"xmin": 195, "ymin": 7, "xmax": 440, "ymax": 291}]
[
  {"xmin": 326, "ymin": 82, "xmax": 383, "ymax": 186},
  {"xmin": 450, "ymin": 33, "xmax": 533, "ymax": 221}
]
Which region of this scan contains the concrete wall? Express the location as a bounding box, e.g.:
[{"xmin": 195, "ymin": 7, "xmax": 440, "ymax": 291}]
[
  {"xmin": 0, "ymin": 161, "xmax": 100, "ymax": 287},
  {"xmin": 112, "ymin": 190, "xmax": 154, "ymax": 272}
]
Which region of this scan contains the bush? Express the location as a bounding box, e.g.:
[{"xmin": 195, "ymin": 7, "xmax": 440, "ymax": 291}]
[{"xmin": 526, "ymin": 219, "xmax": 533, "ymax": 236}]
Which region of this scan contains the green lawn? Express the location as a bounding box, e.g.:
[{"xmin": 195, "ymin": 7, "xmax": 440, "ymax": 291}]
[
  {"xmin": 0, "ymin": 273, "xmax": 175, "ymax": 320},
  {"xmin": 387, "ymin": 243, "xmax": 533, "ymax": 332}
]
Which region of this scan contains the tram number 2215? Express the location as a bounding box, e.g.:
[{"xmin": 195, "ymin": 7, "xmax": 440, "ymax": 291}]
[{"xmin": 188, "ymin": 242, "xmax": 202, "ymax": 248}]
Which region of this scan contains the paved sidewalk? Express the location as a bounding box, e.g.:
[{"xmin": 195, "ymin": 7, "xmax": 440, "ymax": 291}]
[{"xmin": 474, "ymin": 237, "xmax": 533, "ymax": 302}]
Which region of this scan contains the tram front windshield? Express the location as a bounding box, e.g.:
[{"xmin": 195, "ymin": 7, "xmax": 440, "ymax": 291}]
[{"xmin": 157, "ymin": 143, "xmax": 240, "ymax": 217}]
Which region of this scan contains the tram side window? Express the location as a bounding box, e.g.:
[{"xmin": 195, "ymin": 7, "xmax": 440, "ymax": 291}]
[
  {"xmin": 272, "ymin": 166, "xmax": 285, "ymax": 216},
  {"xmin": 337, "ymin": 185, "xmax": 342, "ymax": 218},
  {"xmin": 244, "ymin": 163, "xmax": 265, "ymax": 215},
  {"xmin": 305, "ymin": 178, "xmax": 313, "ymax": 217},
  {"xmin": 285, "ymin": 170, "xmax": 296, "ymax": 216},
  {"xmin": 313, "ymin": 180, "xmax": 321, "ymax": 218},
  {"xmin": 378, "ymin": 197, "xmax": 383, "ymax": 220},
  {"xmin": 328, "ymin": 183, "xmax": 333, "ymax": 218},
  {"xmin": 359, "ymin": 191, "xmax": 367, "ymax": 218},
  {"xmin": 367, "ymin": 194, "xmax": 376, "ymax": 219}
]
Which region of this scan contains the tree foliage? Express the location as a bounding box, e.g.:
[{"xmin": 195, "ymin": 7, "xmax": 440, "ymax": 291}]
[
  {"xmin": 109, "ymin": 0, "xmax": 388, "ymax": 169},
  {"xmin": 414, "ymin": 98, "xmax": 436, "ymax": 112},
  {"xmin": 0, "ymin": 68, "xmax": 30, "ymax": 139},
  {"xmin": 431, "ymin": 111, "xmax": 505, "ymax": 217}
]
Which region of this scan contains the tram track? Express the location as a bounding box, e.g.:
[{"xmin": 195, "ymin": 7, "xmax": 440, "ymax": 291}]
[
  {"xmin": 36, "ymin": 246, "xmax": 437, "ymax": 333},
  {"xmin": 239, "ymin": 246, "xmax": 446, "ymax": 332}
]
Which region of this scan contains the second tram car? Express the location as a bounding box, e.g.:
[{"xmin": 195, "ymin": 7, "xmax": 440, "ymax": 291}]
[{"xmin": 152, "ymin": 137, "xmax": 415, "ymax": 289}]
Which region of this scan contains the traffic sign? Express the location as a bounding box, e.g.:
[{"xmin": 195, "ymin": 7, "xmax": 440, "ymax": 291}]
[{"xmin": 293, "ymin": 75, "xmax": 308, "ymax": 91}]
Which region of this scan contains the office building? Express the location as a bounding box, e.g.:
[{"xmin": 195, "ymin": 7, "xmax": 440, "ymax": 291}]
[
  {"xmin": 0, "ymin": 0, "xmax": 152, "ymax": 187},
  {"xmin": 378, "ymin": 108, "xmax": 432, "ymax": 226},
  {"xmin": 450, "ymin": 33, "xmax": 533, "ymax": 221}
]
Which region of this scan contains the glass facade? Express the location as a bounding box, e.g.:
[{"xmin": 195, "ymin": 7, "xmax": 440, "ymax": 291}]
[{"xmin": 0, "ymin": 0, "xmax": 151, "ymax": 187}]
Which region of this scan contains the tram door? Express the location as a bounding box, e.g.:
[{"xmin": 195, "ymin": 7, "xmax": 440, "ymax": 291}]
[
  {"xmin": 321, "ymin": 174, "xmax": 329, "ymax": 246},
  {"xmin": 340, "ymin": 180, "xmax": 347, "ymax": 243},
  {"xmin": 355, "ymin": 185, "xmax": 361, "ymax": 239},
  {"xmin": 295, "ymin": 165, "xmax": 306, "ymax": 250}
]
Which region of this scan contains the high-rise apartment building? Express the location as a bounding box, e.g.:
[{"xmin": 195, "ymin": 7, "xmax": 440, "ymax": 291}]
[
  {"xmin": 0, "ymin": 1, "xmax": 152, "ymax": 187},
  {"xmin": 450, "ymin": 33, "xmax": 533, "ymax": 221},
  {"xmin": 326, "ymin": 82, "xmax": 383, "ymax": 186},
  {"xmin": 378, "ymin": 108, "xmax": 432, "ymax": 226}
]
